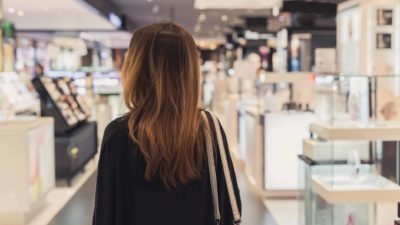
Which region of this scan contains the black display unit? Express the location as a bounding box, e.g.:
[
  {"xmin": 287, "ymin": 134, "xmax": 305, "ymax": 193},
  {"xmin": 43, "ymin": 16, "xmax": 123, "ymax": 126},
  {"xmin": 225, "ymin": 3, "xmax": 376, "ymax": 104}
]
[
  {"xmin": 397, "ymin": 203, "xmax": 400, "ymax": 225},
  {"xmin": 32, "ymin": 77, "xmax": 97, "ymax": 185}
]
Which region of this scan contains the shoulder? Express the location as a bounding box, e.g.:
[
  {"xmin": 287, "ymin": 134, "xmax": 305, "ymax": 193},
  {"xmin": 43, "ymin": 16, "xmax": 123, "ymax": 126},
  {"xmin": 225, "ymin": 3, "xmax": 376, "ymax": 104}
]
[
  {"xmin": 102, "ymin": 115, "xmax": 130, "ymax": 145},
  {"xmin": 100, "ymin": 116, "xmax": 134, "ymax": 161}
]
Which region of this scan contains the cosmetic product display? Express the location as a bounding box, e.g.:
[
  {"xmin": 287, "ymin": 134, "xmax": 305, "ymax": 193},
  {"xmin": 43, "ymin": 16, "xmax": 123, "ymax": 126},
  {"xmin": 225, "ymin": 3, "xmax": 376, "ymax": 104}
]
[
  {"xmin": 33, "ymin": 76, "xmax": 90, "ymax": 132},
  {"xmin": 32, "ymin": 76, "xmax": 97, "ymax": 183},
  {"xmin": 299, "ymin": 75, "xmax": 400, "ymax": 225}
]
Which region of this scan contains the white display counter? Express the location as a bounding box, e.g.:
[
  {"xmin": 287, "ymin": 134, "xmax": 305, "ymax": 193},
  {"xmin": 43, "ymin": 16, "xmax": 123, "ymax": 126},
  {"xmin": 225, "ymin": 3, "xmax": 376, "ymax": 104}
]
[
  {"xmin": 240, "ymin": 105, "xmax": 263, "ymax": 192},
  {"xmin": 0, "ymin": 117, "xmax": 55, "ymax": 225},
  {"xmin": 223, "ymin": 94, "xmax": 240, "ymax": 159},
  {"xmin": 263, "ymin": 112, "xmax": 315, "ymax": 196},
  {"xmin": 239, "ymin": 104, "xmax": 315, "ymax": 196}
]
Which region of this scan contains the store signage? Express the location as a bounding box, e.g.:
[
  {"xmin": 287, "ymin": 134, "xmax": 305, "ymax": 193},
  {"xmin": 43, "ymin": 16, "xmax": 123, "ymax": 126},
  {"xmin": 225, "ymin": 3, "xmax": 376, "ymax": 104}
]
[
  {"xmin": 244, "ymin": 30, "xmax": 273, "ymax": 40},
  {"xmin": 109, "ymin": 13, "xmax": 122, "ymax": 29},
  {"xmin": 194, "ymin": 0, "xmax": 281, "ymax": 9}
]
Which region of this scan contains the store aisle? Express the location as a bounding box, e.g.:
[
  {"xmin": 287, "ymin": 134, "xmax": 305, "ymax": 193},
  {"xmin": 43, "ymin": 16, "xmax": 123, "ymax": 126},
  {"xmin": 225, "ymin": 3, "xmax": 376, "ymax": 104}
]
[
  {"xmin": 47, "ymin": 169, "xmax": 278, "ymax": 225},
  {"xmin": 47, "ymin": 174, "xmax": 97, "ymax": 225}
]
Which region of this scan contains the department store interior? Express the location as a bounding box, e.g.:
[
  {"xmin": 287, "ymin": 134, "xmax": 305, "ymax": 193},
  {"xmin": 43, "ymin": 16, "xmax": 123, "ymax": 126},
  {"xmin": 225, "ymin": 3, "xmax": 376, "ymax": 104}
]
[{"xmin": 1, "ymin": 0, "xmax": 400, "ymax": 224}]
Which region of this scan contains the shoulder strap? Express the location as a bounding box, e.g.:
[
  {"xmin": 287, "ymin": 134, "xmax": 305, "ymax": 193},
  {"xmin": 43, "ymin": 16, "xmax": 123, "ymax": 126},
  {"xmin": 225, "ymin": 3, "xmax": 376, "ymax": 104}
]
[
  {"xmin": 201, "ymin": 111, "xmax": 221, "ymax": 225},
  {"xmin": 202, "ymin": 111, "xmax": 242, "ymax": 225}
]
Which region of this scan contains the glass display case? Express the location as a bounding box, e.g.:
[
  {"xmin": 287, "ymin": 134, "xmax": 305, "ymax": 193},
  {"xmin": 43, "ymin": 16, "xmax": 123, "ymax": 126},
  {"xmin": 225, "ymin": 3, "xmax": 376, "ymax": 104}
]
[
  {"xmin": 239, "ymin": 72, "xmax": 316, "ymax": 195},
  {"xmin": 299, "ymin": 75, "xmax": 400, "ymax": 225},
  {"xmin": 257, "ymin": 72, "xmax": 315, "ymax": 113}
]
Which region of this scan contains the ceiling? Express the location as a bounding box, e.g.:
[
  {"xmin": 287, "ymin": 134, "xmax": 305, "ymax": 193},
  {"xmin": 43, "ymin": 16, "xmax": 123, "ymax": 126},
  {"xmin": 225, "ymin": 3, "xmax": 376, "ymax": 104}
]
[
  {"xmin": 194, "ymin": 0, "xmax": 281, "ymax": 9},
  {"xmin": 111, "ymin": 0, "xmax": 272, "ymax": 39},
  {"xmin": 111, "ymin": 0, "xmax": 347, "ymax": 40},
  {"xmin": 3, "ymin": 0, "xmax": 117, "ymax": 30},
  {"xmin": 3, "ymin": 0, "xmax": 346, "ymax": 47}
]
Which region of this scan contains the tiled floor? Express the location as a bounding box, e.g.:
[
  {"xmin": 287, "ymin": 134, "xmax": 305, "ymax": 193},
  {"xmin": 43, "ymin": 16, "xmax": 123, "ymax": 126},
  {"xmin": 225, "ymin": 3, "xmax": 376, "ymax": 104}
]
[{"xmin": 46, "ymin": 169, "xmax": 278, "ymax": 225}]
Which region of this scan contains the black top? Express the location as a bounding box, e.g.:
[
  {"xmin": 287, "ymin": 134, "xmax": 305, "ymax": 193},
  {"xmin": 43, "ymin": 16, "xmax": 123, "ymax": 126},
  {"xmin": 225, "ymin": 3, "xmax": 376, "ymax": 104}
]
[{"xmin": 93, "ymin": 112, "xmax": 241, "ymax": 225}]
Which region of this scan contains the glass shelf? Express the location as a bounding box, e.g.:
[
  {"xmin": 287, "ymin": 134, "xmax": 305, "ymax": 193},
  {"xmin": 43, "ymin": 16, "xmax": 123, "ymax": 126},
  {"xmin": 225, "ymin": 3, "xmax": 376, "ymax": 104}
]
[
  {"xmin": 303, "ymin": 139, "xmax": 370, "ymax": 162},
  {"xmin": 312, "ymin": 174, "xmax": 400, "ymax": 203},
  {"xmin": 310, "ymin": 122, "xmax": 400, "ymax": 141}
]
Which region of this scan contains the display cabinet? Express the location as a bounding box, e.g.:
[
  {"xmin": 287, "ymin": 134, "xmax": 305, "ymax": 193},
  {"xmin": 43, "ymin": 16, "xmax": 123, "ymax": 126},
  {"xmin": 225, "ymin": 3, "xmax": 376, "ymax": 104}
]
[
  {"xmin": 337, "ymin": 0, "xmax": 400, "ymax": 76},
  {"xmin": 300, "ymin": 75, "xmax": 400, "ymax": 225},
  {"xmin": 32, "ymin": 76, "xmax": 97, "ymax": 183},
  {"xmin": 0, "ymin": 117, "xmax": 54, "ymax": 224},
  {"xmin": 258, "ymin": 72, "xmax": 315, "ymax": 112},
  {"xmin": 238, "ymin": 72, "xmax": 316, "ymax": 196}
]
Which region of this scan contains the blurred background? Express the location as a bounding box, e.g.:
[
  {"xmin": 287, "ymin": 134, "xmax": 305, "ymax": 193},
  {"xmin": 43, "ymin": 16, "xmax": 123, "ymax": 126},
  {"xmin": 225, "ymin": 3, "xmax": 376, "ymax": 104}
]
[{"xmin": 1, "ymin": 0, "xmax": 400, "ymax": 224}]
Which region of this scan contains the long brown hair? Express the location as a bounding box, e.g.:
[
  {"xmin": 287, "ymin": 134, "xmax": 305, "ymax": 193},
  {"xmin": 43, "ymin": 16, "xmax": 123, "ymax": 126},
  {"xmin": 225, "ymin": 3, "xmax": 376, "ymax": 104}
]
[{"xmin": 121, "ymin": 22, "xmax": 205, "ymax": 188}]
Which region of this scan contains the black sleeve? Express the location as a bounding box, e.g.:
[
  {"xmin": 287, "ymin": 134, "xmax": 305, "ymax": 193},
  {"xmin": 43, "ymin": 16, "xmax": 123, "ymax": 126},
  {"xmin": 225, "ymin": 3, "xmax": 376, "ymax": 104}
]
[{"xmin": 92, "ymin": 136, "xmax": 116, "ymax": 225}]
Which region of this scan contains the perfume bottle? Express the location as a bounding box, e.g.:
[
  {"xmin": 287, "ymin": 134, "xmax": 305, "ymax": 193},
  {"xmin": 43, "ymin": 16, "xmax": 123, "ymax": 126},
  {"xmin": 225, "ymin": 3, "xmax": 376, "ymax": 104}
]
[{"xmin": 348, "ymin": 150, "xmax": 361, "ymax": 180}]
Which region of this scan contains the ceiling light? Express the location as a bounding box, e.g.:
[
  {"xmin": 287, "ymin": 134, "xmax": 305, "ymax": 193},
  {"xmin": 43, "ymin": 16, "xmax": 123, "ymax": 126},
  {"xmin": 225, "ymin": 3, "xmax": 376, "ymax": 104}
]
[
  {"xmin": 221, "ymin": 15, "xmax": 228, "ymax": 22},
  {"xmin": 152, "ymin": 5, "xmax": 160, "ymax": 14},
  {"xmin": 198, "ymin": 13, "xmax": 206, "ymax": 22},
  {"xmin": 7, "ymin": 7, "xmax": 15, "ymax": 14},
  {"xmin": 209, "ymin": 44, "xmax": 217, "ymax": 50},
  {"xmin": 273, "ymin": 6, "xmax": 280, "ymax": 17},
  {"xmin": 17, "ymin": 10, "xmax": 24, "ymax": 17},
  {"xmin": 147, "ymin": 0, "xmax": 153, "ymax": 2}
]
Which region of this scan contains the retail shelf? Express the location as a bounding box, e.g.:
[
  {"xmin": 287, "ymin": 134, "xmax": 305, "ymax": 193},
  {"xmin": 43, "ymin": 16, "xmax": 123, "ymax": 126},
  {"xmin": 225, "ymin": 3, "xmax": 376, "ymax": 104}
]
[
  {"xmin": 310, "ymin": 122, "xmax": 400, "ymax": 141},
  {"xmin": 312, "ymin": 175, "xmax": 400, "ymax": 203},
  {"xmin": 303, "ymin": 139, "xmax": 370, "ymax": 161}
]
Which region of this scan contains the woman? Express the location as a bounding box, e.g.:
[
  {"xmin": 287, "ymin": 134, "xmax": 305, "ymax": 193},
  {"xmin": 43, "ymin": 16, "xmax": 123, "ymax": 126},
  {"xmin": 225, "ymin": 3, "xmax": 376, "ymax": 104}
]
[{"xmin": 93, "ymin": 22, "xmax": 241, "ymax": 225}]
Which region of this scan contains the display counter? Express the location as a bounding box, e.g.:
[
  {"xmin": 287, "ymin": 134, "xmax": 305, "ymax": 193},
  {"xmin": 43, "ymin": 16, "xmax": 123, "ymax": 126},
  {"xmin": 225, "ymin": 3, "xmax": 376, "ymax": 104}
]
[
  {"xmin": 220, "ymin": 94, "xmax": 257, "ymax": 163},
  {"xmin": 263, "ymin": 111, "xmax": 315, "ymax": 196},
  {"xmin": 222, "ymin": 94, "xmax": 240, "ymax": 159},
  {"xmin": 299, "ymin": 74, "xmax": 400, "ymax": 225},
  {"xmin": 238, "ymin": 103, "xmax": 315, "ymax": 196},
  {"xmin": 32, "ymin": 76, "xmax": 98, "ymax": 183},
  {"xmin": 0, "ymin": 117, "xmax": 55, "ymax": 225},
  {"xmin": 239, "ymin": 104, "xmax": 263, "ymax": 192}
]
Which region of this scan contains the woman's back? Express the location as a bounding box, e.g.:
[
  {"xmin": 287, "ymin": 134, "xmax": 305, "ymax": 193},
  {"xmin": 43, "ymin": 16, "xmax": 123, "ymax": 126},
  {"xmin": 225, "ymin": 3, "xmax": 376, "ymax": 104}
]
[
  {"xmin": 93, "ymin": 114, "xmax": 240, "ymax": 225},
  {"xmin": 93, "ymin": 22, "xmax": 241, "ymax": 225}
]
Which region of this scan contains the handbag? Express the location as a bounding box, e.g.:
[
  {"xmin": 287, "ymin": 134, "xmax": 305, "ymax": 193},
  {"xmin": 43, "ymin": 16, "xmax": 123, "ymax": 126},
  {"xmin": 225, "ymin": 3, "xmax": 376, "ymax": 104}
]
[{"xmin": 201, "ymin": 111, "xmax": 241, "ymax": 225}]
